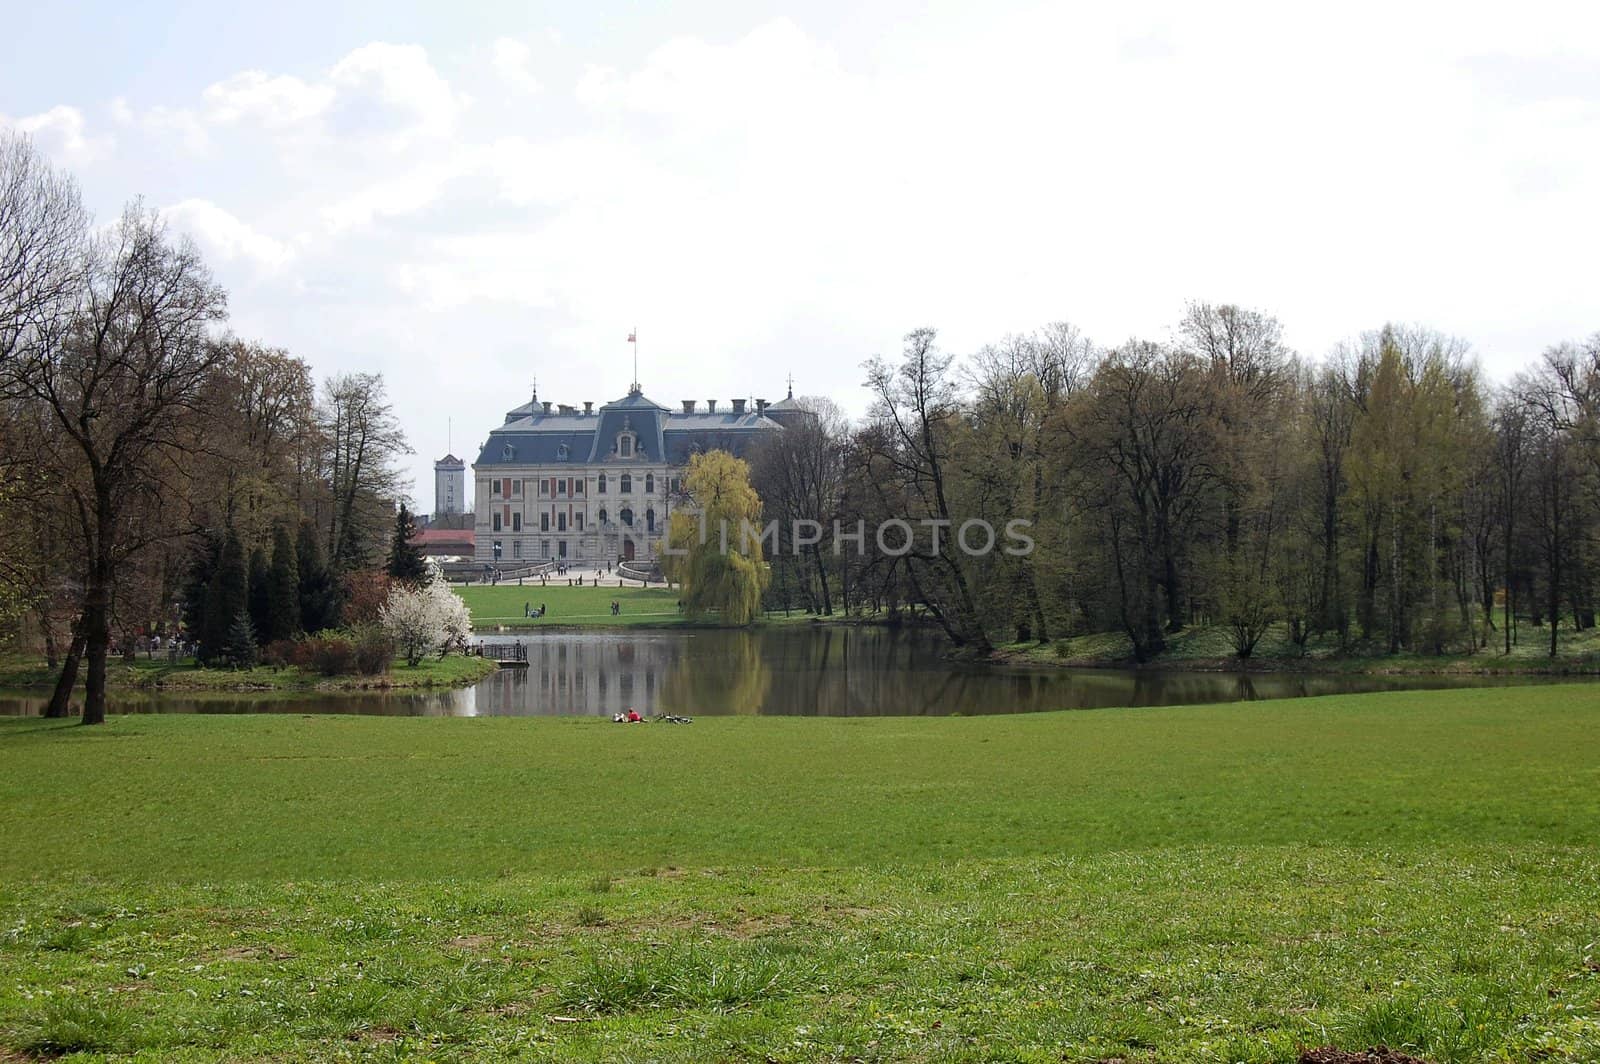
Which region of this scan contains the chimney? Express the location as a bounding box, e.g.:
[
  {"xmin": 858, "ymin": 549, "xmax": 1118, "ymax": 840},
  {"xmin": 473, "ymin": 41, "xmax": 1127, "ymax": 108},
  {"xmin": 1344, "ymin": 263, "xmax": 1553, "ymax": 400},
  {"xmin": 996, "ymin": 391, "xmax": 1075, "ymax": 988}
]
[
  {"xmin": 706, "ymin": 399, "xmax": 717, "ymax": 413},
  {"xmin": 541, "ymin": 401, "xmax": 552, "ymax": 414},
  {"xmin": 583, "ymin": 401, "xmax": 593, "ymax": 415},
  {"xmin": 755, "ymin": 398, "xmax": 768, "ymax": 414},
  {"xmin": 682, "ymin": 400, "xmax": 695, "ymax": 414},
  {"xmin": 732, "ymin": 398, "xmax": 746, "ymax": 415},
  {"xmin": 558, "ymin": 404, "xmax": 574, "ymax": 414}
]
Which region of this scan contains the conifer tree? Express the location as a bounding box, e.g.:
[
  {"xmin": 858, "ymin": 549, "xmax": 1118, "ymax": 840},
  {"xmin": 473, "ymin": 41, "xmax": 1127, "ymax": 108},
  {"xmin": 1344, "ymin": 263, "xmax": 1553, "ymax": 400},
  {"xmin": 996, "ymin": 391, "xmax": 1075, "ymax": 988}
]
[
  {"xmin": 386, "ymin": 504, "xmax": 429, "ymax": 585},
  {"xmin": 266, "ymin": 524, "xmax": 301, "ymax": 641}
]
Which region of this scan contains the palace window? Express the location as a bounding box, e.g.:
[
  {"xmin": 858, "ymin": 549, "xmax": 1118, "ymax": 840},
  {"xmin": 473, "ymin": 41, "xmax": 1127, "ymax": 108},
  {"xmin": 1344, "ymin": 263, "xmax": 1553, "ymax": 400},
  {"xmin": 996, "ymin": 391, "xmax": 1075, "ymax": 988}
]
[
  {"xmin": 645, "ymin": 473, "xmax": 655, "ymax": 494},
  {"xmin": 502, "ymin": 444, "xmax": 515, "ymax": 460},
  {"xmin": 598, "ymin": 473, "xmax": 607, "ymax": 494},
  {"xmin": 576, "ymin": 512, "xmax": 585, "ymax": 531},
  {"xmin": 646, "ymin": 507, "xmax": 656, "ymax": 532},
  {"xmin": 557, "ymin": 443, "xmax": 569, "ymax": 460},
  {"xmin": 618, "ymin": 434, "xmax": 634, "ymax": 458},
  {"xmin": 540, "ymin": 513, "xmax": 549, "ymax": 532},
  {"xmin": 557, "ymin": 513, "xmax": 567, "ymax": 532},
  {"xmin": 620, "ymin": 473, "xmax": 632, "ymax": 494},
  {"xmin": 492, "ymin": 513, "xmax": 502, "ymax": 532},
  {"xmin": 598, "ymin": 507, "xmax": 608, "ymax": 525},
  {"xmin": 513, "ymin": 540, "xmax": 522, "ymax": 559},
  {"xmin": 512, "ymin": 479, "xmax": 523, "ymax": 498},
  {"xmin": 558, "ymin": 540, "xmax": 568, "ymax": 558},
  {"xmin": 620, "ymin": 507, "xmax": 634, "ymax": 527},
  {"xmin": 671, "ymin": 476, "xmax": 681, "ymax": 494},
  {"xmin": 512, "ymin": 513, "xmax": 522, "ymax": 531}
]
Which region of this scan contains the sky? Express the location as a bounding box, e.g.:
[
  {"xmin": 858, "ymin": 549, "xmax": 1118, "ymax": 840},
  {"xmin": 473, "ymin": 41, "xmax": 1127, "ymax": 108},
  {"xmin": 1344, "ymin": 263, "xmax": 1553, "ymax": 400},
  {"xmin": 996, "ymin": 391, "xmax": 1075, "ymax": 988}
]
[{"xmin": 3, "ymin": 0, "xmax": 1598, "ymax": 512}]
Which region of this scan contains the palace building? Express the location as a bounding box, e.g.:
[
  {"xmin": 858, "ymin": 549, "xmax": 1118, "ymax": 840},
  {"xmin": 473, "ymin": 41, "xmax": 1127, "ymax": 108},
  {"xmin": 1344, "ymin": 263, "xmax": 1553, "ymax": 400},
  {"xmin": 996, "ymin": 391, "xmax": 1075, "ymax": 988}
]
[{"xmin": 471, "ymin": 384, "xmax": 806, "ymax": 568}]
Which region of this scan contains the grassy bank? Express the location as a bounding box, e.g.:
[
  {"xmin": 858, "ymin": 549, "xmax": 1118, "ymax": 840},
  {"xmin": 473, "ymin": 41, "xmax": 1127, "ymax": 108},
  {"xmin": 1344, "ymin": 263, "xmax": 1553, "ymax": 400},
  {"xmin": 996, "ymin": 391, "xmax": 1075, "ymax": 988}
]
[
  {"xmin": 0, "ymin": 652, "xmax": 498, "ymax": 692},
  {"xmin": 3, "ymin": 686, "xmax": 1599, "ymax": 1060},
  {"xmin": 455, "ymin": 583, "xmax": 685, "ymax": 628},
  {"xmin": 1002, "ymin": 621, "xmax": 1600, "ymax": 676}
]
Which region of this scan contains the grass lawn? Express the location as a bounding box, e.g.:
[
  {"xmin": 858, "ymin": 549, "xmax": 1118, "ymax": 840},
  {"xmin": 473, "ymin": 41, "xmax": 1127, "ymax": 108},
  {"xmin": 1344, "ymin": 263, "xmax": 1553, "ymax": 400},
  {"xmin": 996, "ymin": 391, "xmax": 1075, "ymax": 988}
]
[
  {"xmin": 455, "ymin": 583, "xmax": 685, "ymax": 628},
  {"xmin": 1004, "ymin": 620, "xmax": 1600, "ymax": 675},
  {"xmin": 0, "ymin": 653, "xmax": 498, "ymax": 692},
  {"xmin": 3, "ymin": 686, "xmax": 1600, "ymax": 1061}
]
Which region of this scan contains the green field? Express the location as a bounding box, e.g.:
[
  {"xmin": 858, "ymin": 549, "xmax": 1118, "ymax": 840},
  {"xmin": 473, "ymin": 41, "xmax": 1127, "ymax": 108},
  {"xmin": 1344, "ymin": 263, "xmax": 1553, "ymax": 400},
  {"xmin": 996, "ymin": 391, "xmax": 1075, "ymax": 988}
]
[
  {"xmin": 455, "ymin": 583, "xmax": 685, "ymax": 628},
  {"xmin": 1008, "ymin": 620, "xmax": 1600, "ymax": 674},
  {"xmin": 0, "ymin": 652, "xmax": 499, "ymax": 692},
  {"xmin": 3, "ymin": 687, "xmax": 1599, "ymax": 1061}
]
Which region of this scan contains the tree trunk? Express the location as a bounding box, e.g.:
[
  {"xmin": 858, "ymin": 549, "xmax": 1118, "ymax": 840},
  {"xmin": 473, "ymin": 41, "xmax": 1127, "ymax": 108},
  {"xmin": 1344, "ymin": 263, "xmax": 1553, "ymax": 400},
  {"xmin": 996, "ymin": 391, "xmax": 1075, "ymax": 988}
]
[
  {"xmin": 811, "ymin": 545, "xmax": 832, "ymax": 616},
  {"xmin": 43, "ymin": 625, "xmax": 85, "ymax": 719},
  {"xmin": 81, "ymin": 577, "xmax": 110, "ymax": 725}
]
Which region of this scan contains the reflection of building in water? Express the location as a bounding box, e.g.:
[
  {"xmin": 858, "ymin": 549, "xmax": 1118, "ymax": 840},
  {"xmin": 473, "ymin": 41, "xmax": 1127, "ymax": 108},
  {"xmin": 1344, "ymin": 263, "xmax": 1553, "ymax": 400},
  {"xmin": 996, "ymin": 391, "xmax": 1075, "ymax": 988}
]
[{"xmin": 480, "ymin": 636, "xmax": 681, "ymax": 716}]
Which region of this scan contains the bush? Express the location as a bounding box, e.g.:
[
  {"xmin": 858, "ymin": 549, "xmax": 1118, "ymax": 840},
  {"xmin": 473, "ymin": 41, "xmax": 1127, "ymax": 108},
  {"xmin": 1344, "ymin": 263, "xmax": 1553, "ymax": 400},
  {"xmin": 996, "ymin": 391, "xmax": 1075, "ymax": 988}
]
[
  {"xmin": 261, "ymin": 639, "xmax": 297, "ymax": 669},
  {"xmin": 350, "ymin": 624, "xmax": 393, "ymax": 676},
  {"xmin": 303, "ymin": 635, "xmax": 357, "ymax": 676}
]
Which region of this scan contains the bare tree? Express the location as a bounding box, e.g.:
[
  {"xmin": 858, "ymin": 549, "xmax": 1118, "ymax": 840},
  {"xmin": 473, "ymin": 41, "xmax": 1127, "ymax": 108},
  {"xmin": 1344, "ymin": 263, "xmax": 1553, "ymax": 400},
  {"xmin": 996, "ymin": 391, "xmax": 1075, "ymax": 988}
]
[
  {"xmin": 0, "ymin": 131, "xmax": 86, "ymax": 379},
  {"xmin": 320, "ymin": 372, "xmax": 410, "ymax": 572},
  {"xmin": 4, "ymin": 204, "xmax": 227, "ymax": 723},
  {"xmin": 861, "ymin": 329, "xmax": 991, "ymax": 653},
  {"xmin": 750, "ymin": 396, "xmax": 848, "ymax": 615}
]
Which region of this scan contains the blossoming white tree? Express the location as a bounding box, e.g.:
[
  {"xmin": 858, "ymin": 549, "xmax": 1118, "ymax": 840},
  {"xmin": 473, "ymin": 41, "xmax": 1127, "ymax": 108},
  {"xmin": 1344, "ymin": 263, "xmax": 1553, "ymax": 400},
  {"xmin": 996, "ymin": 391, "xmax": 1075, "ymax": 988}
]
[{"xmin": 381, "ymin": 560, "xmax": 472, "ymax": 666}]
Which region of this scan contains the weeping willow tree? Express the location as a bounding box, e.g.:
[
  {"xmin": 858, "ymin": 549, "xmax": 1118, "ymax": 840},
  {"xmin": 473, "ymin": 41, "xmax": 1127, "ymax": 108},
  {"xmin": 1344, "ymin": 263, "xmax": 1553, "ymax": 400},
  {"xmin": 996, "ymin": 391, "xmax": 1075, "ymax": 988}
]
[{"xmin": 664, "ymin": 450, "xmax": 770, "ymax": 625}]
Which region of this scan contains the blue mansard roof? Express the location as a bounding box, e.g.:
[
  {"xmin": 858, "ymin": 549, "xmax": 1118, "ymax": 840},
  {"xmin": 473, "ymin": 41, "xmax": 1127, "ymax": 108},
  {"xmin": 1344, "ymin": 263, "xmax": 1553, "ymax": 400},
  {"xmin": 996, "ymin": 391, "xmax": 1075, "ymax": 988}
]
[{"xmin": 475, "ymin": 388, "xmax": 783, "ymax": 468}]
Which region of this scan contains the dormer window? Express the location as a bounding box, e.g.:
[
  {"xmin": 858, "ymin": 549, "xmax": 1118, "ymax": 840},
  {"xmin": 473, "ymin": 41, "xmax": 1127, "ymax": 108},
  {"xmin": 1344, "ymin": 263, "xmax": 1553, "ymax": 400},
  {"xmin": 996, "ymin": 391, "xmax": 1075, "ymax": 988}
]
[
  {"xmin": 618, "ymin": 432, "xmax": 635, "ymax": 459},
  {"xmin": 501, "ymin": 443, "xmax": 515, "ymax": 461},
  {"xmin": 556, "ymin": 443, "xmax": 569, "ymax": 460}
]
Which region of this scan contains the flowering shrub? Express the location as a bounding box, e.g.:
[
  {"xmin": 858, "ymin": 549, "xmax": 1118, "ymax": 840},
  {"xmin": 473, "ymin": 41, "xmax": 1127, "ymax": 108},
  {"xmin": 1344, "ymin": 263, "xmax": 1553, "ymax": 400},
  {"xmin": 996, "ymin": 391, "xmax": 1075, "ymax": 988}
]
[{"xmin": 380, "ymin": 561, "xmax": 472, "ymax": 666}]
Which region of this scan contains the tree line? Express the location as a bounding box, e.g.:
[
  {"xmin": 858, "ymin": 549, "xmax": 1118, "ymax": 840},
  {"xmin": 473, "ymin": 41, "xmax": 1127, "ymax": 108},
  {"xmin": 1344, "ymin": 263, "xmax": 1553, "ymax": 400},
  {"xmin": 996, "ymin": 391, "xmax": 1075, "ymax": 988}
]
[
  {"xmin": 0, "ymin": 132, "xmax": 414, "ymax": 722},
  {"xmin": 752, "ymin": 311, "xmax": 1599, "ymax": 661}
]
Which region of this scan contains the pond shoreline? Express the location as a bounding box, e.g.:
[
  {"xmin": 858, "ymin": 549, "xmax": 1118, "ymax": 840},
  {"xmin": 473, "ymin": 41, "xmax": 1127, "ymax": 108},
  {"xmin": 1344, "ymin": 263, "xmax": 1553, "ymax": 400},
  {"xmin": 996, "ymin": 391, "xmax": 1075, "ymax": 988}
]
[
  {"xmin": 992, "ymin": 644, "xmax": 1600, "ymax": 677},
  {"xmin": 0, "ymin": 655, "xmax": 500, "ymax": 694}
]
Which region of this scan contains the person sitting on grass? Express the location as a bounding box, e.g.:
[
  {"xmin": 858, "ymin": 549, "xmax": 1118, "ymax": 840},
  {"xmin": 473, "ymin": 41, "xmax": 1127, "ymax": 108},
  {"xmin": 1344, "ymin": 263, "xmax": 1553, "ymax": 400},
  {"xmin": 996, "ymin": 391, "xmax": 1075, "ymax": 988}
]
[{"xmin": 627, "ymin": 708, "xmax": 642, "ymax": 723}]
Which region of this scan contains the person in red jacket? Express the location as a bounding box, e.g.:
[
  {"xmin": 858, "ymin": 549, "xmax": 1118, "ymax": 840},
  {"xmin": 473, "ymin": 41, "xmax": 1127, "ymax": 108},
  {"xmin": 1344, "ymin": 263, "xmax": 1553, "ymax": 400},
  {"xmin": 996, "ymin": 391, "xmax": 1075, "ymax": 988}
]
[{"xmin": 626, "ymin": 708, "xmax": 642, "ymax": 723}]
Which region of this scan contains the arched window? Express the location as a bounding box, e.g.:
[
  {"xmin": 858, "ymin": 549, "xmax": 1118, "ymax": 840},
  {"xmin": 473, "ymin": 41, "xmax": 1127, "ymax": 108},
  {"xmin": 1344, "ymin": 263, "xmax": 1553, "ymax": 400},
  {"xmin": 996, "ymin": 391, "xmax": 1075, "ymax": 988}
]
[
  {"xmin": 620, "ymin": 507, "xmax": 634, "ymax": 527},
  {"xmin": 501, "ymin": 443, "xmax": 515, "ymax": 460},
  {"xmin": 597, "ymin": 473, "xmax": 607, "ymax": 494},
  {"xmin": 618, "ymin": 433, "xmax": 634, "ymax": 458},
  {"xmin": 645, "ymin": 473, "xmax": 655, "ymax": 494},
  {"xmin": 598, "ymin": 507, "xmax": 608, "ymax": 525},
  {"xmin": 646, "ymin": 508, "xmax": 656, "ymax": 532},
  {"xmin": 620, "ymin": 473, "xmax": 632, "ymax": 494}
]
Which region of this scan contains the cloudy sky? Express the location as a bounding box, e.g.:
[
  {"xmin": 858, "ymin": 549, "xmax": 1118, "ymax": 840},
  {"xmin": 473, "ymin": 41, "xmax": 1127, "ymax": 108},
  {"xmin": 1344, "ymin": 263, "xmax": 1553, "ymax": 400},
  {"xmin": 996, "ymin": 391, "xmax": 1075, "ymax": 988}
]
[{"xmin": 4, "ymin": 0, "xmax": 1598, "ymax": 510}]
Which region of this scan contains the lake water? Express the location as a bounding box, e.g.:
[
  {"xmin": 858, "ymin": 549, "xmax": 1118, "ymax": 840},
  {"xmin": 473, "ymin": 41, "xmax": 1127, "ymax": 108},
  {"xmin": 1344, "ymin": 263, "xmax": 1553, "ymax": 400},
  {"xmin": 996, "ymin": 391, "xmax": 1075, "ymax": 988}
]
[{"xmin": 0, "ymin": 626, "xmax": 1575, "ymax": 718}]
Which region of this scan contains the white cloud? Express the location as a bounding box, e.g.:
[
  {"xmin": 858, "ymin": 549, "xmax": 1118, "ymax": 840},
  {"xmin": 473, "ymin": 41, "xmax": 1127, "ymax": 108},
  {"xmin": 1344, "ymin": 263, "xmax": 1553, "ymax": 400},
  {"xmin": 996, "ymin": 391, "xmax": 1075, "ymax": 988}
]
[
  {"xmin": 328, "ymin": 42, "xmax": 464, "ymax": 140},
  {"xmin": 7, "ymin": 105, "xmax": 109, "ymax": 164},
  {"xmin": 162, "ymin": 199, "xmax": 295, "ymax": 271},
  {"xmin": 491, "ymin": 38, "xmax": 543, "ymax": 95},
  {"xmin": 202, "ymin": 71, "xmax": 335, "ymax": 128}
]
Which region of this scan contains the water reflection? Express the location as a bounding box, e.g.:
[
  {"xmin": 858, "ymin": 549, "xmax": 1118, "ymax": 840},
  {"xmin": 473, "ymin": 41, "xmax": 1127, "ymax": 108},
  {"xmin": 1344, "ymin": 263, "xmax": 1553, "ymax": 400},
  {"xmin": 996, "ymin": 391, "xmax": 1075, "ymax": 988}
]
[{"xmin": 0, "ymin": 626, "xmax": 1575, "ymax": 718}]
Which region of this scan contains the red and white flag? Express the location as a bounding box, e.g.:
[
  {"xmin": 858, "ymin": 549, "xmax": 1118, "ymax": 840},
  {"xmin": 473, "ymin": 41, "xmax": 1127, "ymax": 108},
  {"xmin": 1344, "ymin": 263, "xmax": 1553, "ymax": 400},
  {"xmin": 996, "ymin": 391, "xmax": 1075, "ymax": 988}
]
[{"xmin": 627, "ymin": 331, "xmax": 636, "ymax": 343}]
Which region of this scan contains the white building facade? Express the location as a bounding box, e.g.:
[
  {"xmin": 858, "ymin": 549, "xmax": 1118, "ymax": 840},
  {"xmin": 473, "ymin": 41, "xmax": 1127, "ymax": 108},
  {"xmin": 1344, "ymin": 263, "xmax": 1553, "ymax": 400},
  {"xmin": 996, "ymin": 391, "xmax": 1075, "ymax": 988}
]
[{"xmin": 472, "ymin": 386, "xmax": 801, "ymax": 568}]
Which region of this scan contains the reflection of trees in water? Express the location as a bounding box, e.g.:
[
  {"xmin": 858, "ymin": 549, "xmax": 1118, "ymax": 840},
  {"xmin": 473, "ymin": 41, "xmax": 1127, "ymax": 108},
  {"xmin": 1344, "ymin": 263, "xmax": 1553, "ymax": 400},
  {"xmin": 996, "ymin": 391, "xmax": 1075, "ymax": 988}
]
[
  {"xmin": 659, "ymin": 631, "xmax": 771, "ymax": 715},
  {"xmin": 0, "ymin": 635, "xmax": 1568, "ymax": 720}
]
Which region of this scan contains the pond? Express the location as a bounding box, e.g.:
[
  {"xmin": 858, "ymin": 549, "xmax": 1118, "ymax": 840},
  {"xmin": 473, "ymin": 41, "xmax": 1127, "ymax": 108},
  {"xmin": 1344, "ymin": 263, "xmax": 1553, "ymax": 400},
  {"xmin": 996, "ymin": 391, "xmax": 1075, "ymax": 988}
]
[{"xmin": 0, "ymin": 626, "xmax": 1577, "ymax": 718}]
